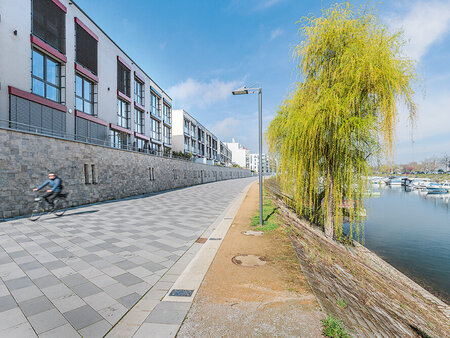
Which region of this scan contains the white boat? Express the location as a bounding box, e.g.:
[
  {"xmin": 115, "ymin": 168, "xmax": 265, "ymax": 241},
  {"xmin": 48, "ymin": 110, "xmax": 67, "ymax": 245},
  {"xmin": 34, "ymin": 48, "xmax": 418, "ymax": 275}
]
[
  {"xmin": 387, "ymin": 177, "xmax": 409, "ymax": 186},
  {"xmin": 410, "ymin": 178, "xmax": 431, "ymax": 189}
]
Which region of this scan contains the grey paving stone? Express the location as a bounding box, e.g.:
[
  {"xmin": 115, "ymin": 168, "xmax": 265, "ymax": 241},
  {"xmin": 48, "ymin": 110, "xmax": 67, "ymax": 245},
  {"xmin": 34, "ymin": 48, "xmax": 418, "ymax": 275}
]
[
  {"xmin": 19, "ymin": 260, "xmax": 43, "ymax": 271},
  {"xmin": 116, "ymin": 292, "xmax": 141, "ymax": 309},
  {"xmin": 0, "ymin": 295, "xmax": 18, "ymax": 312},
  {"xmin": 71, "ymin": 281, "xmax": 102, "ymax": 298},
  {"xmin": 115, "ymin": 260, "xmax": 138, "ymax": 270},
  {"xmin": 61, "ymin": 273, "xmax": 89, "ymax": 288},
  {"xmin": 145, "ymin": 301, "xmax": 191, "ymax": 325},
  {"xmin": 9, "ymin": 251, "xmax": 29, "ymax": 259},
  {"xmin": 142, "ymin": 261, "xmax": 166, "ymax": 272},
  {"xmin": 113, "ymin": 272, "xmax": 143, "ymax": 287},
  {"xmin": 42, "ymin": 260, "xmax": 66, "ymax": 270},
  {"xmin": 19, "ymin": 295, "xmax": 54, "ymax": 316},
  {"xmin": 133, "ymin": 323, "xmax": 179, "ymax": 338},
  {"xmin": 78, "ymin": 319, "xmax": 111, "ymax": 337},
  {"xmin": 63, "ymin": 305, "xmax": 103, "ymax": 330},
  {"xmin": 39, "ymin": 323, "xmax": 80, "ymax": 338},
  {"xmin": 28, "ymin": 308, "xmax": 68, "ymax": 334},
  {"xmin": 4, "ymin": 276, "xmax": 34, "ymax": 291},
  {"xmin": 33, "ymin": 275, "xmax": 61, "ymax": 288}
]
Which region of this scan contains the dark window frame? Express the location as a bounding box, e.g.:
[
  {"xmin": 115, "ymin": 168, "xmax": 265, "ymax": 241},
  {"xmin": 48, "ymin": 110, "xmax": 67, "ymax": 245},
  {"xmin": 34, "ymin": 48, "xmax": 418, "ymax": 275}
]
[
  {"xmin": 31, "ymin": 48, "xmax": 61, "ymax": 103},
  {"xmin": 117, "ymin": 98, "xmax": 130, "ymax": 129},
  {"xmin": 134, "ymin": 79, "xmax": 144, "ymax": 106},
  {"xmin": 75, "ymin": 74, "xmax": 94, "ymax": 115},
  {"xmin": 134, "ymin": 108, "xmax": 145, "ymax": 134},
  {"xmin": 117, "ymin": 62, "xmax": 130, "ymax": 97}
]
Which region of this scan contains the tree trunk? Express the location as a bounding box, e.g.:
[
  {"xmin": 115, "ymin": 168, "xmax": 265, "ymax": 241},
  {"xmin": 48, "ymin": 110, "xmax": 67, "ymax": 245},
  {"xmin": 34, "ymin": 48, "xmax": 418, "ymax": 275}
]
[{"xmin": 325, "ymin": 174, "xmax": 334, "ymax": 238}]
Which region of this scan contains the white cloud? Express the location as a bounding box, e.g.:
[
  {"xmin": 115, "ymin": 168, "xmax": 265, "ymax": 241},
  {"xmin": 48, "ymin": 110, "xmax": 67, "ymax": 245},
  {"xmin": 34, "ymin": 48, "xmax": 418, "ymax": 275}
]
[
  {"xmin": 168, "ymin": 78, "xmax": 239, "ymax": 109},
  {"xmin": 387, "ymin": 1, "xmax": 450, "ymax": 60},
  {"xmin": 210, "ymin": 117, "xmax": 241, "ymax": 139},
  {"xmin": 270, "ymin": 28, "xmax": 283, "ymax": 41},
  {"xmin": 257, "ymin": 0, "xmax": 284, "ymax": 10}
]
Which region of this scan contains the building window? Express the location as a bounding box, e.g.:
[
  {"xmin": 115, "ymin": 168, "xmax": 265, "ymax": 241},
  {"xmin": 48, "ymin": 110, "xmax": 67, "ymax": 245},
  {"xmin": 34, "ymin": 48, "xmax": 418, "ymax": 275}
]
[
  {"xmin": 134, "ymin": 80, "xmax": 144, "ymax": 106},
  {"xmin": 151, "ymin": 92, "xmax": 160, "ymax": 117},
  {"xmin": 75, "ymin": 22, "xmax": 98, "ymax": 75},
  {"xmin": 117, "ymin": 61, "xmax": 130, "ymax": 97},
  {"xmin": 163, "ymin": 125, "xmax": 171, "ymax": 144},
  {"xmin": 163, "ymin": 104, "xmax": 171, "ymax": 124},
  {"xmin": 184, "ymin": 136, "xmax": 189, "ymax": 152},
  {"xmin": 134, "ymin": 109, "xmax": 145, "ymax": 134},
  {"xmin": 32, "ymin": 0, "xmax": 66, "ymax": 53},
  {"xmin": 117, "ymin": 99, "xmax": 130, "ymax": 129},
  {"xmin": 136, "ymin": 139, "xmax": 148, "ymax": 152},
  {"xmin": 32, "ymin": 49, "xmax": 61, "ymax": 102},
  {"xmin": 75, "ymin": 75, "xmax": 94, "ymax": 115},
  {"xmin": 111, "ymin": 130, "xmax": 129, "ymax": 149},
  {"xmin": 151, "ymin": 119, "xmax": 160, "ymax": 140},
  {"xmin": 184, "ymin": 119, "xmax": 189, "ymax": 134}
]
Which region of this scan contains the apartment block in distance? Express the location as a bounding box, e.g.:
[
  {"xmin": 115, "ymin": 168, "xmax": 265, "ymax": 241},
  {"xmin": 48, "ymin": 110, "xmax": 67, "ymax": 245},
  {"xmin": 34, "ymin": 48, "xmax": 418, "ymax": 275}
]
[
  {"xmin": 249, "ymin": 153, "xmax": 275, "ymax": 174},
  {"xmin": 172, "ymin": 109, "xmax": 232, "ymax": 166},
  {"xmin": 0, "ymin": 0, "xmax": 173, "ymax": 155},
  {"xmin": 225, "ymin": 138, "xmax": 249, "ymax": 168}
]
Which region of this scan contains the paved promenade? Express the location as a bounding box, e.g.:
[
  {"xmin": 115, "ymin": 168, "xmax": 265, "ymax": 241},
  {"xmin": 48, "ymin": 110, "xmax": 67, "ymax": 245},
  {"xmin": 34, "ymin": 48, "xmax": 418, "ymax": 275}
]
[{"xmin": 0, "ymin": 177, "xmax": 255, "ymax": 337}]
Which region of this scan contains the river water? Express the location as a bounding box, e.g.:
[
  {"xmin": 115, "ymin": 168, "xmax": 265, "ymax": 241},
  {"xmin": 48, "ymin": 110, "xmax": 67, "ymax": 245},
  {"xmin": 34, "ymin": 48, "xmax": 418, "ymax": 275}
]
[{"xmin": 360, "ymin": 185, "xmax": 450, "ymax": 303}]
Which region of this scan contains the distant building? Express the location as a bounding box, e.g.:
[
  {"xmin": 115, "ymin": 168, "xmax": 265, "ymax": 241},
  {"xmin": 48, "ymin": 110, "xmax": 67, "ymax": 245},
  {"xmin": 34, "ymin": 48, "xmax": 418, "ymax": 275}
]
[
  {"xmin": 249, "ymin": 153, "xmax": 276, "ymax": 174},
  {"xmin": 225, "ymin": 139, "xmax": 249, "ymax": 168},
  {"xmin": 172, "ymin": 109, "xmax": 231, "ymax": 166}
]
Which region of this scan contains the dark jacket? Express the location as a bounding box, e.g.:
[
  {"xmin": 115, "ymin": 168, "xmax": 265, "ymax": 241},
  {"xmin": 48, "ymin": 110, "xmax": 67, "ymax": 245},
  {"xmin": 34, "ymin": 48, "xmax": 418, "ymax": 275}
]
[{"xmin": 37, "ymin": 177, "xmax": 62, "ymax": 192}]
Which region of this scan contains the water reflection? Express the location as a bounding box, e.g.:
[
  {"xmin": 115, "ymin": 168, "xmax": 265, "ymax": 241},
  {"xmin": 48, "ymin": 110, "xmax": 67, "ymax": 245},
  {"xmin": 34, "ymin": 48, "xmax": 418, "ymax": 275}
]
[{"xmin": 359, "ymin": 185, "xmax": 450, "ymax": 303}]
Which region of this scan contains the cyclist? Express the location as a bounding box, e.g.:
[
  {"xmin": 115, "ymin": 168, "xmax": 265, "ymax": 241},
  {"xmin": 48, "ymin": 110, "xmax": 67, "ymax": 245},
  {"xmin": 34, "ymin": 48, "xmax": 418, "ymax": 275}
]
[{"xmin": 33, "ymin": 172, "xmax": 63, "ymax": 210}]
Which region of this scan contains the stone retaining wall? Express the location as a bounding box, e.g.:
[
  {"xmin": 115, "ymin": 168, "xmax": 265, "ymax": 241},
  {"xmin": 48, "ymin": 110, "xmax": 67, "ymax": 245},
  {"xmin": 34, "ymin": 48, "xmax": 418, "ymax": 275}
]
[{"xmin": 0, "ymin": 129, "xmax": 251, "ymax": 219}]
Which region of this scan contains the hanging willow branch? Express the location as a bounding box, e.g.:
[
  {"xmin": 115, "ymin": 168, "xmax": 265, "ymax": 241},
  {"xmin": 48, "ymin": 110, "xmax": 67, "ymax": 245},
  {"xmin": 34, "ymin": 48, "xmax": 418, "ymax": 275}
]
[{"xmin": 267, "ymin": 3, "xmax": 417, "ymax": 241}]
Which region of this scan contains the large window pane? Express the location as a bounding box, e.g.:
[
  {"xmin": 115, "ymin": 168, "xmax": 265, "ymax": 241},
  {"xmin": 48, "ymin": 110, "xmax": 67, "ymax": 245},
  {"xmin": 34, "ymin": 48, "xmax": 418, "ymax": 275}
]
[
  {"xmin": 46, "ymin": 58, "xmax": 59, "ymax": 85},
  {"xmin": 32, "ymin": 51, "xmax": 44, "ymax": 79},
  {"xmin": 32, "ymin": 78, "xmax": 45, "ymax": 97},
  {"xmin": 84, "ymin": 80, "xmax": 92, "ymax": 101},
  {"xmin": 76, "ymin": 97, "xmax": 83, "ymax": 111},
  {"xmin": 46, "ymin": 84, "xmax": 58, "ymax": 101},
  {"xmin": 76, "ymin": 75, "xmax": 83, "ymax": 97}
]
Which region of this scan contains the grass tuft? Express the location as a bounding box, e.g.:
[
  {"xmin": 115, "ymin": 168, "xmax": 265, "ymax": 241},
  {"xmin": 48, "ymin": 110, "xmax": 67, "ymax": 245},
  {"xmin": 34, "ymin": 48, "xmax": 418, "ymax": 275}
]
[
  {"xmin": 250, "ymin": 193, "xmax": 279, "ymax": 232},
  {"xmin": 321, "ymin": 314, "xmax": 351, "ymax": 338},
  {"xmin": 337, "ymin": 298, "xmax": 347, "ymax": 309}
]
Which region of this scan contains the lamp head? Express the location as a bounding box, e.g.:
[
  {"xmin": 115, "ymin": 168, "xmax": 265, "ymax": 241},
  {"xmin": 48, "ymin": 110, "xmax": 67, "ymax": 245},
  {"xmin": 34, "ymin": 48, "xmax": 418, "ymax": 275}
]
[{"xmin": 232, "ymin": 86, "xmax": 249, "ymax": 95}]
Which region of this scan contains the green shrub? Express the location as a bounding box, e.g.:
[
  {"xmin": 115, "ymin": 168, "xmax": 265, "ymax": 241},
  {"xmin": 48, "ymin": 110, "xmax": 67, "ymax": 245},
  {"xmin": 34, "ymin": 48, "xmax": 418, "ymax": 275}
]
[{"xmin": 321, "ymin": 314, "xmax": 351, "ymax": 338}]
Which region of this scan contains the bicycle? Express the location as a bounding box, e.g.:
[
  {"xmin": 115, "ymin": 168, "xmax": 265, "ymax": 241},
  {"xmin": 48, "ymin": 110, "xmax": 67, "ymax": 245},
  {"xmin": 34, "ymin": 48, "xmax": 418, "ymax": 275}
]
[{"xmin": 29, "ymin": 192, "xmax": 68, "ymax": 221}]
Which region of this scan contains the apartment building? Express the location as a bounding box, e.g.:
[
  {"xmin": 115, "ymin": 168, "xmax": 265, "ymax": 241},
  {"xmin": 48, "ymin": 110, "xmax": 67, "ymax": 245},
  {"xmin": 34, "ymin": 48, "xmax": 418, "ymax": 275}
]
[
  {"xmin": 225, "ymin": 138, "xmax": 249, "ymax": 168},
  {"xmin": 249, "ymin": 153, "xmax": 275, "ymax": 174},
  {"xmin": 0, "ymin": 0, "xmax": 172, "ymax": 155},
  {"xmin": 172, "ymin": 109, "xmax": 231, "ymax": 165}
]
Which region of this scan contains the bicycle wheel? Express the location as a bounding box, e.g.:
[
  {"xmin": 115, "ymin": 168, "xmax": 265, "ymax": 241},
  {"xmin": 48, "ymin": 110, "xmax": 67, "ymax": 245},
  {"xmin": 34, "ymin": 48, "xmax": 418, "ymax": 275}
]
[
  {"xmin": 53, "ymin": 198, "xmax": 67, "ymax": 217},
  {"xmin": 30, "ymin": 201, "xmax": 45, "ymax": 221}
]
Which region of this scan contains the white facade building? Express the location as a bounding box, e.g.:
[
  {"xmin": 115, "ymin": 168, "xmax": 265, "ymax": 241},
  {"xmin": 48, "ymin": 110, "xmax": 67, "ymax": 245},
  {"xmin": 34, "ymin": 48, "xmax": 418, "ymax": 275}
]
[
  {"xmin": 225, "ymin": 138, "xmax": 249, "ymax": 168},
  {"xmin": 249, "ymin": 153, "xmax": 275, "ymax": 174},
  {"xmin": 172, "ymin": 109, "xmax": 232, "ymax": 166}
]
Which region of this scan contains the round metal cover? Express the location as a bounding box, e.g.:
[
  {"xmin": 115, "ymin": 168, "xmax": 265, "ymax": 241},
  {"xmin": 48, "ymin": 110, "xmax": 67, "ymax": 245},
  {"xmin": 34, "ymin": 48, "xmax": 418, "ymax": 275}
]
[
  {"xmin": 232, "ymin": 254, "xmax": 266, "ymax": 267},
  {"xmin": 242, "ymin": 230, "xmax": 264, "ymax": 236}
]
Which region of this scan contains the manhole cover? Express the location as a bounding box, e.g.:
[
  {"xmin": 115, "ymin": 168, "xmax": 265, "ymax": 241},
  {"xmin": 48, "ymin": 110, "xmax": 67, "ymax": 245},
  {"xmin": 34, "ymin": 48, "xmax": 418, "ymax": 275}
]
[
  {"xmin": 169, "ymin": 289, "xmax": 194, "ymax": 297},
  {"xmin": 232, "ymin": 254, "xmax": 266, "ymax": 267},
  {"xmin": 242, "ymin": 230, "xmax": 264, "ymax": 236}
]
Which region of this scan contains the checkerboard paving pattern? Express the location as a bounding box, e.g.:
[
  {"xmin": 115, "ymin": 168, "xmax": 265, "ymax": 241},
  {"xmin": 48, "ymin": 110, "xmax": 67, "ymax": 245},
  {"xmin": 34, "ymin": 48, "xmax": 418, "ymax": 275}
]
[{"xmin": 0, "ymin": 177, "xmax": 254, "ymax": 337}]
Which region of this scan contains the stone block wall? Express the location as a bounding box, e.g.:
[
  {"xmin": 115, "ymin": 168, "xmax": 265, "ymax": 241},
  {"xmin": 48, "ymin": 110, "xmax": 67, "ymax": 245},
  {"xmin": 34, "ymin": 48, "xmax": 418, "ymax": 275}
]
[{"xmin": 0, "ymin": 129, "xmax": 251, "ymax": 219}]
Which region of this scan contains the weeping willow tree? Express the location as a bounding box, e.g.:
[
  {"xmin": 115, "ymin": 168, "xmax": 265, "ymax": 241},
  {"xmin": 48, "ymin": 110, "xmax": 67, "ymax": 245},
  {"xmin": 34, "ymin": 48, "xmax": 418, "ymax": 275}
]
[{"xmin": 268, "ymin": 3, "xmax": 417, "ymax": 240}]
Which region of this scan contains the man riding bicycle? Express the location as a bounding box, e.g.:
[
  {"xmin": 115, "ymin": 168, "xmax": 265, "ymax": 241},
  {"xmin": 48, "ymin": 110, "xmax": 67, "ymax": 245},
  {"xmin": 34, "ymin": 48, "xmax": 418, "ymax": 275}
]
[{"xmin": 33, "ymin": 172, "xmax": 63, "ymax": 210}]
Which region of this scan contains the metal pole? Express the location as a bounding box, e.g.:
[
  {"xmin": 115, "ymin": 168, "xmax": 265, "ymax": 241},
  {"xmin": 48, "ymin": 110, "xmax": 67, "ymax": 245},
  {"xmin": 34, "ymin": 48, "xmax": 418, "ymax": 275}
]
[{"xmin": 258, "ymin": 89, "xmax": 263, "ymax": 226}]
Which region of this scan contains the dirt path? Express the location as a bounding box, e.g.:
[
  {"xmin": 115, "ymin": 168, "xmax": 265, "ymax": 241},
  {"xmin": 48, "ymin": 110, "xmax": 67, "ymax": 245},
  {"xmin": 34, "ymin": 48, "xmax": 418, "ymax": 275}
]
[{"xmin": 178, "ymin": 182, "xmax": 323, "ymax": 337}]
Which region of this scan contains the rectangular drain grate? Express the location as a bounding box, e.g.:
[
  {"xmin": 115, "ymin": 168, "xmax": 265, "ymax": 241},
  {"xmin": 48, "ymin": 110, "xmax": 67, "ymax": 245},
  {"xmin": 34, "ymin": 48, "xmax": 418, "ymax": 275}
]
[
  {"xmin": 169, "ymin": 289, "xmax": 194, "ymax": 297},
  {"xmin": 209, "ymin": 238, "xmax": 222, "ymax": 240}
]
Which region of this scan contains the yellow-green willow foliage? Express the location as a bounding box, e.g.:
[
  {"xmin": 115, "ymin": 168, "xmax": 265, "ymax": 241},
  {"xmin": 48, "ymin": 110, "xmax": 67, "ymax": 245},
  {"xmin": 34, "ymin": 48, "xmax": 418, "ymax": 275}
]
[{"xmin": 267, "ymin": 3, "xmax": 417, "ymax": 240}]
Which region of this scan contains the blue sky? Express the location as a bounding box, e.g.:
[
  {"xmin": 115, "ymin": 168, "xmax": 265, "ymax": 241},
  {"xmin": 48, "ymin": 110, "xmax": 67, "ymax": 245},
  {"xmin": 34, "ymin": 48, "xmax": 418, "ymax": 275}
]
[{"xmin": 74, "ymin": 0, "xmax": 450, "ymax": 163}]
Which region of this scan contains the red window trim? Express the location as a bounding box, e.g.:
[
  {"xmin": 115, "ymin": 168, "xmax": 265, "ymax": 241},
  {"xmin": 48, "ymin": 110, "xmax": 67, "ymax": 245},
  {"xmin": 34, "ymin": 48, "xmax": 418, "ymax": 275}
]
[
  {"xmin": 9, "ymin": 86, "xmax": 67, "ymax": 112},
  {"xmin": 30, "ymin": 35, "xmax": 67, "ymax": 63},
  {"xmin": 110, "ymin": 123, "xmax": 132, "ymax": 134},
  {"xmin": 134, "ymin": 132, "xmax": 150, "ymax": 141},
  {"xmin": 74, "ymin": 17, "xmax": 99, "ymax": 41},
  {"xmin": 134, "ymin": 101, "xmax": 145, "ymax": 112},
  {"xmin": 134, "ymin": 71, "xmax": 145, "ymax": 84},
  {"xmin": 75, "ymin": 63, "xmax": 99, "ymax": 83},
  {"xmin": 117, "ymin": 90, "xmax": 131, "ymax": 103},
  {"xmin": 75, "ymin": 110, "xmax": 108, "ymax": 126},
  {"xmin": 51, "ymin": 0, "xmax": 67, "ymax": 13},
  {"xmin": 151, "ymin": 138, "xmax": 162, "ymax": 145},
  {"xmin": 117, "ymin": 56, "xmax": 131, "ymax": 70}
]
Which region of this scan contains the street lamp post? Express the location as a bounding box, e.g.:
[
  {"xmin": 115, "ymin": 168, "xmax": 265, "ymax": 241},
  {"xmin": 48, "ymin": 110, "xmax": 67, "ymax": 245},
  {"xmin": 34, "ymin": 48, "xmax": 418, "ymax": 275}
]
[{"xmin": 232, "ymin": 85, "xmax": 263, "ymax": 226}]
